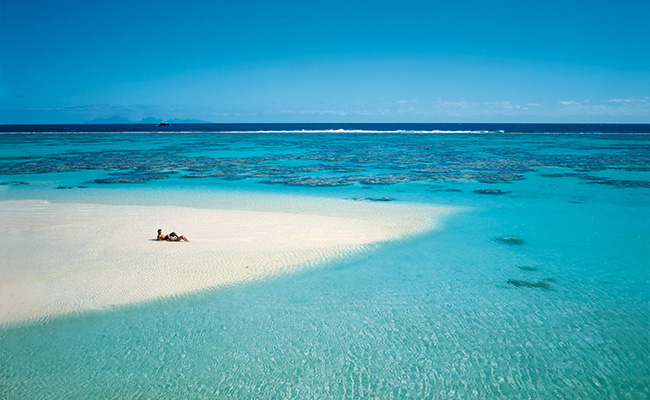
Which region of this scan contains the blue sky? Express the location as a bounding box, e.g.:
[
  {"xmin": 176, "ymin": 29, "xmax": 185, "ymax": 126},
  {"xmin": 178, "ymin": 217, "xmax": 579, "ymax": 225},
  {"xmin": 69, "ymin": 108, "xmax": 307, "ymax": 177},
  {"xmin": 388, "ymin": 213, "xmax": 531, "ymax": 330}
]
[{"xmin": 1, "ymin": 0, "xmax": 649, "ymax": 123}]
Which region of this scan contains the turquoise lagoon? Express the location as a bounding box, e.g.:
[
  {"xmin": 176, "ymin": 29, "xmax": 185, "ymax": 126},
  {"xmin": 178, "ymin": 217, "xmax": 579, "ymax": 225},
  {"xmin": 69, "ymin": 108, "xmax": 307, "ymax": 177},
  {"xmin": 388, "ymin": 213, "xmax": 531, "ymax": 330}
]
[{"xmin": 0, "ymin": 124, "xmax": 649, "ymax": 399}]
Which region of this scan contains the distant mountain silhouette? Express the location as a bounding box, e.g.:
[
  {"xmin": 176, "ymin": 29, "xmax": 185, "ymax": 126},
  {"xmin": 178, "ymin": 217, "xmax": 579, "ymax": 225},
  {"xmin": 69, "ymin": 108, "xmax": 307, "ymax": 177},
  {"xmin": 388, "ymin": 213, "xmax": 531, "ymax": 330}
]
[{"xmin": 139, "ymin": 117, "xmax": 162, "ymax": 124}]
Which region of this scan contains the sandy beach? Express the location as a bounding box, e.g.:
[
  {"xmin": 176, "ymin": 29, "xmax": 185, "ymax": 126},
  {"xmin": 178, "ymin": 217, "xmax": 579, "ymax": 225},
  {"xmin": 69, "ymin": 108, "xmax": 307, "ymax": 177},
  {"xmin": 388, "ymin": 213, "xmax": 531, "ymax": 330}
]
[{"xmin": 0, "ymin": 199, "xmax": 451, "ymax": 324}]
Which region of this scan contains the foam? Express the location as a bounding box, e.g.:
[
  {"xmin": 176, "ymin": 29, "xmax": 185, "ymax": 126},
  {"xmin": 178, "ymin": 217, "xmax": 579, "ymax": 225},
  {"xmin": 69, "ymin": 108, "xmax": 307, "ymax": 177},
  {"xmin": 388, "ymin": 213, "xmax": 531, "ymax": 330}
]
[{"xmin": 0, "ymin": 198, "xmax": 453, "ymax": 324}]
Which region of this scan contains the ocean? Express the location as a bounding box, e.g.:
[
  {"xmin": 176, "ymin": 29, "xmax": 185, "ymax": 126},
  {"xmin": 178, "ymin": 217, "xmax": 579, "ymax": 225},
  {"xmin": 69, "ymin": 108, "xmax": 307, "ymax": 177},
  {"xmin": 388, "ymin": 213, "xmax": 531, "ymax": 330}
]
[{"xmin": 1, "ymin": 123, "xmax": 649, "ymax": 398}]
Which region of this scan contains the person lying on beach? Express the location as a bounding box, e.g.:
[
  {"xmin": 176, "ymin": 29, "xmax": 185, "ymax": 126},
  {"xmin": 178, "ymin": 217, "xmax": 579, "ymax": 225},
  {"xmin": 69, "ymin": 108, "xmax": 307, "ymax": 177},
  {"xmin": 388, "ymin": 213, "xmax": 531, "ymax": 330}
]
[{"xmin": 157, "ymin": 229, "xmax": 189, "ymax": 242}]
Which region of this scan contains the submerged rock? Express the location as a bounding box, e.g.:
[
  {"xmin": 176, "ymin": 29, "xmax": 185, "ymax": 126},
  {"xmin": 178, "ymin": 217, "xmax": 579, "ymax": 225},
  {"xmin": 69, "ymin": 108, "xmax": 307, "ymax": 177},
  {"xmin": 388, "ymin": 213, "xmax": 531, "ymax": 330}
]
[
  {"xmin": 496, "ymin": 236, "xmax": 526, "ymax": 245},
  {"xmin": 507, "ymin": 279, "xmax": 551, "ymax": 289},
  {"xmin": 517, "ymin": 266, "xmax": 539, "ymax": 272}
]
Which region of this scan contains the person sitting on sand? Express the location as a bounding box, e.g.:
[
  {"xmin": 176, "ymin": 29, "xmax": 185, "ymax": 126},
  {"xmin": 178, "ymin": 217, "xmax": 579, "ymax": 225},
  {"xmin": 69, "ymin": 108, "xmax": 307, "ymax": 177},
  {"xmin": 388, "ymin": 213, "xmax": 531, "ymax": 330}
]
[
  {"xmin": 157, "ymin": 229, "xmax": 167, "ymax": 241},
  {"xmin": 157, "ymin": 229, "xmax": 189, "ymax": 242}
]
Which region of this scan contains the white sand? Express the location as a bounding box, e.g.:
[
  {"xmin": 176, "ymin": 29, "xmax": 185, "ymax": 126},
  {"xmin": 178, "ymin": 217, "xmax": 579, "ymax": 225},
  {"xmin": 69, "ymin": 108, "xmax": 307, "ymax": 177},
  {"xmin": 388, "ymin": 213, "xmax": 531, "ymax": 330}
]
[{"xmin": 0, "ymin": 198, "xmax": 452, "ymax": 324}]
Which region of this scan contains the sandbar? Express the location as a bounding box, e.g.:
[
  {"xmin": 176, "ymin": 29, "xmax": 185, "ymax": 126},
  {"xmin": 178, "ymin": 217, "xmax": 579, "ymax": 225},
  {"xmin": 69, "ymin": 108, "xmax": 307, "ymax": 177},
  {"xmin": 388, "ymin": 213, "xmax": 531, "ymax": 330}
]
[{"xmin": 0, "ymin": 198, "xmax": 452, "ymax": 324}]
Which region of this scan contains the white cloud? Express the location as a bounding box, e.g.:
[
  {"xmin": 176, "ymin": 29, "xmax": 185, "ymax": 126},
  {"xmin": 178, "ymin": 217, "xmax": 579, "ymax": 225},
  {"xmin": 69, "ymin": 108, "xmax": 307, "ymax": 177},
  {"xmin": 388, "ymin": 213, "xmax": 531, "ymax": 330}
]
[
  {"xmin": 435, "ymin": 100, "xmax": 468, "ymax": 108},
  {"xmin": 608, "ymin": 98, "xmax": 633, "ymax": 103}
]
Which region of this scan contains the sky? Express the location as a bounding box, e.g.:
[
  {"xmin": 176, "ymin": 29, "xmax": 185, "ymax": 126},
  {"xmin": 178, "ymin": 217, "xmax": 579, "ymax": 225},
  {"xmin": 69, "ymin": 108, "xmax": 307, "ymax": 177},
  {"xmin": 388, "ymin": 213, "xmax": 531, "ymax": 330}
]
[{"xmin": 1, "ymin": 0, "xmax": 649, "ymax": 124}]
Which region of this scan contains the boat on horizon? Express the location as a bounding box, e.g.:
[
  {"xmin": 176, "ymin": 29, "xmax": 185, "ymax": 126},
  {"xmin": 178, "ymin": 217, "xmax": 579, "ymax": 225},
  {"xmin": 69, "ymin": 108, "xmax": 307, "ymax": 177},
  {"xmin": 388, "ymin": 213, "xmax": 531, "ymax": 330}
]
[{"xmin": 157, "ymin": 122, "xmax": 170, "ymax": 126}]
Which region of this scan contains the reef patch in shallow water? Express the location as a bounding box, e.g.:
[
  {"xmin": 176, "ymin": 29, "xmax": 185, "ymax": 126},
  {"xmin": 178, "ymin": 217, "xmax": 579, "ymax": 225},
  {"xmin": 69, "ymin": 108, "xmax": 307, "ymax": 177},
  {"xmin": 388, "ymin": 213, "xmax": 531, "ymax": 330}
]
[
  {"xmin": 496, "ymin": 236, "xmax": 526, "ymax": 245},
  {"xmin": 365, "ymin": 197, "xmax": 395, "ymax": 202},
  {"xmin": 260, "ymin": 177, "xmax": 353, "ymax": 187},
  {"xmin": 348, "ymin": 197, "xmax": 396, "ymax": 202},
  {"xmin": 182, "ymin": 172, "xmax": 229, "ymax": 178},
  {"xmin": 2, "ymin": 132, "xmax": 649, "ymax": 192},
  {"xmin": 91, "ymin": 173, "xmax": 169, "ymax": 184},
  {"xmin": 0, "ymin": 181, "xmax": 29, "ymax": 186},
  {"xmin": 507, "ymin": 279, "xmax": 552, "ymax": 289},
  {"xmin": 474, "ymin": 189, "xmax": 511, "ymax": 195},
  {"xmin": 56, "ymin": 185, "xmax": 89, "ymax": 190},
  {"xmin": 585, "ymin": 179, "xmax": 650, "ymax": 189}
]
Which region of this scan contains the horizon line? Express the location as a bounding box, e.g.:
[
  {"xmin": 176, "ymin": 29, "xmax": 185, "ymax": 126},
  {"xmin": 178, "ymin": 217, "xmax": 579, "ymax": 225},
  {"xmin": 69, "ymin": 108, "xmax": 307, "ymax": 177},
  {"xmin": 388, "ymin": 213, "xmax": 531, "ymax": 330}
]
[{"xmin": 2, "ymin": 122, "xmax": 650, "ymax": 126}]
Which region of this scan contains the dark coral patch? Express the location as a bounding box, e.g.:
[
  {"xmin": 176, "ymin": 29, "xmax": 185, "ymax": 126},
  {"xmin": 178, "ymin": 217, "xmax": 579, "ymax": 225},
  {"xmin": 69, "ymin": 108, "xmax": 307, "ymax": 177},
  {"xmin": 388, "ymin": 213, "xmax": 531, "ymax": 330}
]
[
  {"xmin": 474, "ymin": 189, "xmax": 511, "ymax": 195},
  {"xmin": 92, "ymin": 173, "xmax": 169, "ymax": 184},
  {"xmin": 2, "ymin": 130, "xmax": 649, "ymax": 191},
  {"xmin": 507, "ymin": 279, "xmax": 551, "ymax": 289},
  {"xmin": 182, "ymin": 172, "xmax": 228, "ymax": 178},
  {"xmin": 56, "ymin": 185, "xmax": 88, "ymax": 189},
  {"xmin": 349, "ymin": 197, "xmax": 396, "ymax": 202},
  {"xmin": 0, "ymin": 181, "xmax": 29, "ymax": 186},
  {"xmin": 496, "ymin": 236, "xmax": 526, "ymax": 245},
  {"xmin": 260, "ymin": 177, "xmax": 353, "ymax": 187},
  {"xmin": 365, "ymin": 197, "xmax": 395, "ymax": 202},
  {"xmin": 585, "ymin": 179, "xmax": 650, "ymax": 189}
]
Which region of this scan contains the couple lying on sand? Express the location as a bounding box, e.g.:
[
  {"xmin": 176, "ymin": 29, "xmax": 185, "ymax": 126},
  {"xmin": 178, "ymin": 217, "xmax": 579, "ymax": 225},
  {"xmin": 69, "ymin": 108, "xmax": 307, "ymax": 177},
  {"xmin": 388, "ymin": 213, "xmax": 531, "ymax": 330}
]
[{"xmin": 157, "ymin": 229, "xmax": 189, "ymax": 242}]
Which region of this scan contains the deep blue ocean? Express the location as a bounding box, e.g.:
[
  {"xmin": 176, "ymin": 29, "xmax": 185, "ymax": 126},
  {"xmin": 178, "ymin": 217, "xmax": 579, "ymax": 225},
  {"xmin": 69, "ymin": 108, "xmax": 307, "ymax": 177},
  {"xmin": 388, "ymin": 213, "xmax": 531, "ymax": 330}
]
[
  {"xmin": 1, "ymin": 123, "xmax": 649, "ymax": 399},
  {"xmin": 2, "ymin": 122, "xmax": 650, "ymax": 134}
]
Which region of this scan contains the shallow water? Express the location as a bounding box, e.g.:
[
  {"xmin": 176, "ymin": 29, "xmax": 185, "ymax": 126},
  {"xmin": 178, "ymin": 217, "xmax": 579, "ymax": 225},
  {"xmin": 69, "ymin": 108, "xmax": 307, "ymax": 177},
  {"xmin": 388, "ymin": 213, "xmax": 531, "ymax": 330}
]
[{"xmin": 1, "ymin": 124, "xmax": 649, "ymax": 399}]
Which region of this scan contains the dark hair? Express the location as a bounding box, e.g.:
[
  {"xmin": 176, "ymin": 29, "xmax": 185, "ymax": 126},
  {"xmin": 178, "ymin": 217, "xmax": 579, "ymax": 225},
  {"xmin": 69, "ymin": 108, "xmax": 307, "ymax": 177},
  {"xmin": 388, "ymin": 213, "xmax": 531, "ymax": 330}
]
[{"xmin": 157, "ymin": 229, "xmax": 162, "ymax": 233}]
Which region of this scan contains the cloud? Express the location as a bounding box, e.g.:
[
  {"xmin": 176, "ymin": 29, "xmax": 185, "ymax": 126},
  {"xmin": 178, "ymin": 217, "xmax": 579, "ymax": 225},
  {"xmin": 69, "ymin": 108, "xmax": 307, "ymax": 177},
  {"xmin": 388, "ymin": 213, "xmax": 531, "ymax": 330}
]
[
  {"xmin": 608, "ymin": 97, "xmax": 649, "ymax": 106},
  {"xmin": 435, "ymin": 100, "xmax": 469, "ymax": 108},
  {"xmin": 5, "ymin": 94, "xmax": 649, "ymax": 124},
  {"xmin": 274, "ymin": 109, "xmax": 348, "ymax": 116}
]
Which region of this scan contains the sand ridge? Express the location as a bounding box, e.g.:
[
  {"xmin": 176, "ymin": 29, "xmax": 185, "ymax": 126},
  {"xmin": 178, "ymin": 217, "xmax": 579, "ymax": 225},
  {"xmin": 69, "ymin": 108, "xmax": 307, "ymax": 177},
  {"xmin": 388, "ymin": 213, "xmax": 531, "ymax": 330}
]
[{"xmin": 0, "ymin": 198, "xmax": 453, "ymax": 324}]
